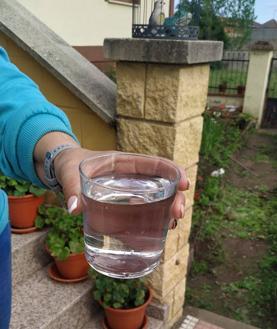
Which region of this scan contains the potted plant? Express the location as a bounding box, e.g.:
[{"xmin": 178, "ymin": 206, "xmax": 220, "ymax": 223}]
[
  {"xmin": 0, "ymin": 174, "xmax": 45, "ymax": 229},
  {"xmin": 237, "ymin": 85, "xmax": 245, "ymax": 96},
  {"xmin": 90, "ymin": 269, "xmax": 152, "ymax": 329},
  {"xmin": 35, "ymin": 205, "xmax": 89, "ymax": 280},
  {"xmin": 218, "ymin": 81, "xmax": 227, "ymax": 93}
]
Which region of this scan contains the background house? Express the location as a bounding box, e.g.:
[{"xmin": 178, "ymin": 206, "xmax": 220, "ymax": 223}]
[
  {"xmin": 17, "ymin": 0, "xmax": 175, "ymax": 71},
  {"xmin": 251, "ymin": 19, "xmax": 277, "ymax": 50}
]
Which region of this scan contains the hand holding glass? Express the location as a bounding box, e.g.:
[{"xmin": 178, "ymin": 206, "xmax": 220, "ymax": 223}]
[{"xmin": 80, "ymin": 153, "xmax": 181, "ymax": 279}]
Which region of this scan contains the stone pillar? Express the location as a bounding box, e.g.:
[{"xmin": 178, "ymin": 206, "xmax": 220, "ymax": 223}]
[
  {"xmin": 243, "ymin": 42, "xmax": 274, "ymax": 127},
  {"xmin": 104, "ymin": 39, "xmax": 223, "ymax": 328}
]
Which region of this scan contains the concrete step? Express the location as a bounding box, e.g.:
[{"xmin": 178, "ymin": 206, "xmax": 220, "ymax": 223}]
[
  {"xmin": 12, "ymin": 229, "xmax": 51, "ymax": 286},
  {"xmin": 176, "ymin": 307, "xmax": 260, "ymax": 329},
  {"xmin": 10, "ymin": 265, "xmax": 97, "ymax": 329},
  {"xmin": 82, "ymin": 312, "xmax": 164, "ymax": 329}
]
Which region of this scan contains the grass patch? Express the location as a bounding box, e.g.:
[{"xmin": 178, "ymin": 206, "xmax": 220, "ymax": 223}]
[
  {"xmin": 200, "ymin": 113, "xmax": 243, "ymax": 168},
  {"xmin": 189, "ymin": 182, "xmax": 277, "ymax": 328},
  {"xmin": 187, "ymin": 114, "xmax": 277, "ymax": 328}
]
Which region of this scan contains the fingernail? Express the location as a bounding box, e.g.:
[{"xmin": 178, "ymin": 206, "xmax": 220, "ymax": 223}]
[
  {"xmin": 67, "ymin": 196, "xmax": 78, "ymax": 214},
  {"xmin": 180, "ymin": 204, "xmax": 185, "ymax": 218},
  {"xmin": 170, "ymin": 219, "xmax": 178, "ymax": 230}
]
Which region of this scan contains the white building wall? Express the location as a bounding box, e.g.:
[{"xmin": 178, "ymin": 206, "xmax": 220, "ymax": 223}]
[
  {"xmin": 17, "ymin": 0, "xmax": 172, "ymax": 46},
  {"xmin": 17, "ymin": 0, "xmax": 133, "ymax": 46}
]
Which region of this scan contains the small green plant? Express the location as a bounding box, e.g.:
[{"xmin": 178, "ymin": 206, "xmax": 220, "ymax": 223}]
[
  {"xmin": 0, "ymin": 174, "xmax": 45, "ymax": 197},
  {"xmin": 90, "ymin": 269, "xmax": 147, "ymax": 309},
  {"xmin": 200, "ymin": 113, "xmax": 242, "ymax": 167},
  {"xmin": 35, "ymin": 205, "xmax": 84, "ymax": 260}
]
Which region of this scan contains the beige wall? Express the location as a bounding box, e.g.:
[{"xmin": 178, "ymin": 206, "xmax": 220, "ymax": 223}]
[
  {"xmin": 17, "ymin": 0, "xmax": 171, "ymax": 46},
  {"xmin": 0, "ymin": 31, "xmax": 116, "ymax": 150},
  {"xmin": 17, "ymin": 0, "xmax": 133, "ymax": 46}
]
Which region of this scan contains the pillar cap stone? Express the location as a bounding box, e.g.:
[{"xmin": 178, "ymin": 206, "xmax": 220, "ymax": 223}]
[
  {"xmin": 250, "ymin": 41, "xmax": 274, "ymax": 51},
  {"xmin": 104, "ymin": 38, "xmax": 223, "ymax": 64}
]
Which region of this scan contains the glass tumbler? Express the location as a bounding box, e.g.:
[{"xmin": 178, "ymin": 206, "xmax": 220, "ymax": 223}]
[{"xmin": 80, "ymin": 152, "xmax": 180, "ymax": 279}]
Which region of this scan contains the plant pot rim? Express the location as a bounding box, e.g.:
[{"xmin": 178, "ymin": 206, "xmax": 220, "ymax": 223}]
[
  {"xmin": 8, "ymin": 194, "xmax": 43, "ymax": 199},
  {"xmin": 102, "ymin": 288, "xmax": 153, "ymax": 314}
]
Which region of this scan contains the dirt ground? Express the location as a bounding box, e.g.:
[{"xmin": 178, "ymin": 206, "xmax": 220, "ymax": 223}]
[
  {"xmin": 226, "ymin": 132, "xmax": 277, "ymax": 191},
  {"xmin": 185, "ymin": 131, "xmax": 277, "ymax": 328}
]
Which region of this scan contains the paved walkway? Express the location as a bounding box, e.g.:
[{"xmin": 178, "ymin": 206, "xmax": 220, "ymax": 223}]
[
  {"xmin": 177, "ymin": 307, "xmax": 260, "ymax": 329},
  {"xmin": 179, "ymin": 315, "xmax": 223, "ymax": 329}
]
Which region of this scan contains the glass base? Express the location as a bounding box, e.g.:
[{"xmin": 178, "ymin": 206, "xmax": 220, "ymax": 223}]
[{"xmin": 87, "ymin": 259, "xmax": 160, "ymax": 279}]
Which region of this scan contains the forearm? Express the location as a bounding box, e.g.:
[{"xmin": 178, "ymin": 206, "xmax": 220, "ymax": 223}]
[{"xmin": 34, "ymin": 132, "xmax": 80, "ymax": 186}]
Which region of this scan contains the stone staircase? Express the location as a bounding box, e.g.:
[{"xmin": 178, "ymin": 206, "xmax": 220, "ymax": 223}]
[{"xmin": 10, "ymin": 230, "xmax": 164, "ymax": 329}]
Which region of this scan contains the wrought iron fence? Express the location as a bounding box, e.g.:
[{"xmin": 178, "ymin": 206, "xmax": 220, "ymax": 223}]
[
  {"xmin": 208, "ymin": 51, "xmax": 249, "ymax": 96},
  {"xmin": 132, "ymin": 0, "xmax": 199, "ymax": 40}
]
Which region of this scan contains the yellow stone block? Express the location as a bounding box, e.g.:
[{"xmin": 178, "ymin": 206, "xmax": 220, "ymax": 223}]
[
  {"xmin": 178, "ymin": 207, "xmax": 193, "ymax": 250},
  {"xmin": 177, "ymin": 65, "xmax": 210, "ymax": 122},
  {"xmin": 174, "ymin": 116, "xmax": 203, "ymax": 168},
  {"xmin": 153, "ymin": 290, "xmax": 175, "ymax": 321},
  {"xmin": 145, "ymin": 64, "xmax": 179, "ymax": 122},
  {"xmin": 166, "ymin": 307, "xmax": 184, "ymax": 329},
  {"xmin": 162, "ymin": 206, "xmax": 193, "ymax": 263},
  {"xmin": 184, "ymin": 165, "xmax": 198, "ymax": 208},
  {"xmin": 117, "ymin": 119, "xmax": 175, "ymax": 158},
  {"xmin": 172, "ymin": 278, "xmax": 187, "ymax": 317},
  {"xmin": 147, "ymin": 244, "xmax": 189, "ymax": 299},
  {"xmin": 145, "ymin": 64, "xmax": 209, "ymax": 123},
  {"xmin": 162, "ymin": 226, "xmax": 179, "ymax": 263},
  {"xmin": 117, "ymin": 62, "xmax": 146, "ymax": 118}
]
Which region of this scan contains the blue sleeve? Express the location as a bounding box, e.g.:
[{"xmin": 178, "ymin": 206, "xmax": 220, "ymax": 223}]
[{"xmin": 0, "ymin": 47, "xmax": 78, "ymax": 187}]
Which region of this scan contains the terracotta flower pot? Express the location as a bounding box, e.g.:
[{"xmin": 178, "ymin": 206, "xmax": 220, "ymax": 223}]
[
  {"xmin": 54, "ymin": 252, "xmax": 89, "ymax": 280},
  {"xmin": 218, "ymin": 83, "xmax": 227, "ymax": 93},
  {"xmin": 8, "ymin": 194, "xmax": 44, "ymax": 228},
  {"xmin": 237, "ymin": 85, "xmax": 245, "ymax": 96},
  {"xmin": 103, "ymin": 289, "xmax": 152, "ymax": 329}
]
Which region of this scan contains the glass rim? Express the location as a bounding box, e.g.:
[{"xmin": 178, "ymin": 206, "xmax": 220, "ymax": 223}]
[{"xmin": 79, "ymin": 152, "xmax": 181, "ymax": 193}]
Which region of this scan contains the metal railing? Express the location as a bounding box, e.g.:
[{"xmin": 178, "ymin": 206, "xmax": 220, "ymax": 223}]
[{"xmin": 208, "ymin": 51, "xmax": 249, "ymax": 96}]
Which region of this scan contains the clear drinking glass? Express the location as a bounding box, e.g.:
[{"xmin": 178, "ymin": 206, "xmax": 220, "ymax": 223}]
[{"xmin": 80, "ymin": 152, "xmax": 181, "ymax": 279}]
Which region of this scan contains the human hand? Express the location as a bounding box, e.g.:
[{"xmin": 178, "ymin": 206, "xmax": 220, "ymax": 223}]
[{"xmin": 54, "ymin": 148, "xmax": 190, "ymax": 229}]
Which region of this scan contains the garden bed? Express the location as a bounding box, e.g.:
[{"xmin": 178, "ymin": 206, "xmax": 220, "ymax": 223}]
[{"xmin": 185, "ymin": 112, "xmax": 277, "ymax": 329}]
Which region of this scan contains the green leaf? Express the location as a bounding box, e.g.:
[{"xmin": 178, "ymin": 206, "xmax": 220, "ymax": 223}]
[
  {"xmin": 35, "ymin": 216, "xmax": 45, "ymax": 229},
  {"xmin": 29, "ymin": 185, "xmax": 45, "ymax": 197},
  {"xmin": 54, "ymin": 246, "xmax": 70, "ymax": 261},
  {"xmin": 113, "ymin": 303, "xmax": 122, "ymax": 309},
  {"xmin": 69, "ymin": 240, "xmax": 84, "ymax": 254},
  {"xmin": 93, "ymin": 291, "xmax": 101, "ymax": 302}
]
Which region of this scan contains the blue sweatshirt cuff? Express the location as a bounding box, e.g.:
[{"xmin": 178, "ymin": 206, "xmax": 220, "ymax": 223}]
[
  {"xmin": 2, "ymin": 101, "xmax": 78, "ymax": 187},
  {"xmin": 17, "ymin": 113, "xmax": 77, "ymax": 187}
]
